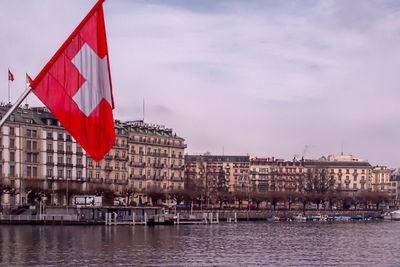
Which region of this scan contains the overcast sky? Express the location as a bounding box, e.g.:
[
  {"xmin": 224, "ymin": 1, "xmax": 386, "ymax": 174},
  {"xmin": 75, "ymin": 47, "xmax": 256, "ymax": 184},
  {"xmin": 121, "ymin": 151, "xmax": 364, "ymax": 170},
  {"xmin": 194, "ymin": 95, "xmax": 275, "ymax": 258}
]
[{"xmin": 2, "ymin": 0, "xmax": 400, "ymax": 166}]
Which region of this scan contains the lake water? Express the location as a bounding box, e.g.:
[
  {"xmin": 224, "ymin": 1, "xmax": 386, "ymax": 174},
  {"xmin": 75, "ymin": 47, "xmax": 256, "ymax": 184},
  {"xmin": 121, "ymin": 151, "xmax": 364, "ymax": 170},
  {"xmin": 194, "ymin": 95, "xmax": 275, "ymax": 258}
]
[{"xmin": 0, "ymin": 221, "xmax": 399, "ymax": 266}]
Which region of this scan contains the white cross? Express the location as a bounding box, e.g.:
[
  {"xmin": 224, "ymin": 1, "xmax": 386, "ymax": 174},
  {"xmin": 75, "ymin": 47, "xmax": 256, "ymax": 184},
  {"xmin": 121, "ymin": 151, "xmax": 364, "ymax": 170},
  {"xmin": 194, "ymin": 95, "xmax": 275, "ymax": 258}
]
[{"xmin": 71, "ymin": 43, "xmax": 112, "ymax": 117}]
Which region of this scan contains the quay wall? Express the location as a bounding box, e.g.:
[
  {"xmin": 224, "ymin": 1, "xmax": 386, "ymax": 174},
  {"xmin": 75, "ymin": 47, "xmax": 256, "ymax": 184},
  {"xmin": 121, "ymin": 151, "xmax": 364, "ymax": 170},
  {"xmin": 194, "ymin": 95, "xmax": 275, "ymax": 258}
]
[{"xmin": 175, "ymin": 209, "xmax": 383, "ymax": 220}]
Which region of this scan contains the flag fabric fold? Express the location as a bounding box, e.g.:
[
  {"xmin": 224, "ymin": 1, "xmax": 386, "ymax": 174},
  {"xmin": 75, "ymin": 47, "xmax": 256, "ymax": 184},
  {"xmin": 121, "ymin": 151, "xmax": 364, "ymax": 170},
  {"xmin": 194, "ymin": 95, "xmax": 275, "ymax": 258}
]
[
  {"xmin": 30, "ymin": 0, "xmax": 115, "ymax": 161},
  {"xmin": 26, "ymin": 73, "xmax": 32, "ymax": 84},
  {"xmin": 8, "ymin": 69, "xmax": 14, "ymax": 81}
]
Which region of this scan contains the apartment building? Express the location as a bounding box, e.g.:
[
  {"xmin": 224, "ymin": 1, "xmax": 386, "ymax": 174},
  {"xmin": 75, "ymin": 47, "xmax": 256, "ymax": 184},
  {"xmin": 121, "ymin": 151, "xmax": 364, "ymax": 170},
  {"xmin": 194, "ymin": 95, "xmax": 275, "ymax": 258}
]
[
  {"xmin": 371, "ymin": 166, "xmax": 391, "ymax": 193},
  {"xmin": 0, "ymin": 105, "xmax": 87, "ymax": 207},
  {"xmin": 185, "ymin": 155, "xmax": 250, "ymax": 193},
  {"xmin": 303, "ymin": 155, "xmax": 373, "ymax": 192},
  {"xmin": 86, "ymin": 120, "xmax": 187, "ymax": 204}
]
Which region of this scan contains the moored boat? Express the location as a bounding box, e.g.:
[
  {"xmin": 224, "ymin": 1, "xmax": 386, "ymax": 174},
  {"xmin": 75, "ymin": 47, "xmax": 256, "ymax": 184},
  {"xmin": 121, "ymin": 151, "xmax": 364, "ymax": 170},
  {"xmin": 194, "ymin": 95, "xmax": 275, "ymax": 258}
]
[
  {"xmin": 292, "ymin": 214, "xmax": 307, "ymax": 221},
  {"xmin": 383, "ymin": 210, "xmax": 400, "ymax": 221}
]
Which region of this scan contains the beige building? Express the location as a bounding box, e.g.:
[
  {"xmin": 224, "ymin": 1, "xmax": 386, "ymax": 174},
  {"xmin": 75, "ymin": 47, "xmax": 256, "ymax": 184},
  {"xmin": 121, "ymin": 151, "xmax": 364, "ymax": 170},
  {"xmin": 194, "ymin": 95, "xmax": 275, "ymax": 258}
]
[
  {"xmin": 185, "ymin": 155, "xmax": 250, "ymax": 194},
  {"xmin": 371, "ymin": 166, "xmax": 391, "ymax": 193},
  {"xmin": 250, "ymin": 158, "xmax": 306, "ymax": 192},
  {"xmin": 304, "ymin": 155, "xmax": 373, "ymax": 193},
  {"xmin": 86, "ymin": 120, "xmax": 186, "ymax": 205},
  {"xmin": 0, "ymin": 104, "xmax": 186, "ymax": 209},
  {"xmin": 0, "ymin": 105, "xmax": 87, "ymax": 208}
]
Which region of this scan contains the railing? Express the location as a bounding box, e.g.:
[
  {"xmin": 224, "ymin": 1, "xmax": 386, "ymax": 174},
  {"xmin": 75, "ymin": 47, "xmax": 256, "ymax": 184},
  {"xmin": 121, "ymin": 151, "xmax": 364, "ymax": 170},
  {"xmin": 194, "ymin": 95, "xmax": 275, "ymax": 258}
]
[{"xmin": 0, "ymin": 214, "xmax": 79, "ymax": 221}]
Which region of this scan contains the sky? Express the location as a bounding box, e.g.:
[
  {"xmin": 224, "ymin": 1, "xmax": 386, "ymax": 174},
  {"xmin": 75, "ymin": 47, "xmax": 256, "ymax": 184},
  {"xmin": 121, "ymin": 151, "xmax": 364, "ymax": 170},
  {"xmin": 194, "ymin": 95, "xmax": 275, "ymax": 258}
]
[{"xmin": 2, "ymin": 0, "xmax": 400, "ymax": 167}]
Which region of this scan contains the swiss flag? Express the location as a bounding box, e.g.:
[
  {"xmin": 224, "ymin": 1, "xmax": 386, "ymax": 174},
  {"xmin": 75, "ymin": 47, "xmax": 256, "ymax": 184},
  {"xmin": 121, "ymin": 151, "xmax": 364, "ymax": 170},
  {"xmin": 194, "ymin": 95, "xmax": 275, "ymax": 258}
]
[{"xmin": 30, "ymin": 0, "xmax": 115, "ymax": 162}]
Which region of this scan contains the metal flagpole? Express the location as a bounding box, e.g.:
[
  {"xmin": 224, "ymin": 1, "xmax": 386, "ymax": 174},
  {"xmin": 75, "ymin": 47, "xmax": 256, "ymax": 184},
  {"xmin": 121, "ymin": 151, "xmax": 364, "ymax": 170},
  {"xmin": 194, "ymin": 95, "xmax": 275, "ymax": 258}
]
[
  {"xmin": 8, "ymin": 71, "xmax": 10, "ymax": 103},
  {"xmin": 0, "ymin": 87, "xmax": 32, "ymax": 128}
]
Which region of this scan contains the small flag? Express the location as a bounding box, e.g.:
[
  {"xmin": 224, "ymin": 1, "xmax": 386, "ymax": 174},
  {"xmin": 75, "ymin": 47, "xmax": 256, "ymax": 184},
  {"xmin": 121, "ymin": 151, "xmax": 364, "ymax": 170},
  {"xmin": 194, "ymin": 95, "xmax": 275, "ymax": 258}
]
[
  {"xmin": 8, "ymin": 69, "xmax": 14, "ymax": 81},
  {"xmin": 26, "ymin": 73, "xmax": 32, "ymax": 84}
]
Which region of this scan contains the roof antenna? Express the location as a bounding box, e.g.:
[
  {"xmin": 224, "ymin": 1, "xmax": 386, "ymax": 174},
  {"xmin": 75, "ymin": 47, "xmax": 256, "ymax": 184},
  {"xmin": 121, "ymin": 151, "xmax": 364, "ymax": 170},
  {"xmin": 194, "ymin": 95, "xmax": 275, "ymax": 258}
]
[{"xmin": 142, "ymin": 97, "xmax": 145, "ymax": 122}]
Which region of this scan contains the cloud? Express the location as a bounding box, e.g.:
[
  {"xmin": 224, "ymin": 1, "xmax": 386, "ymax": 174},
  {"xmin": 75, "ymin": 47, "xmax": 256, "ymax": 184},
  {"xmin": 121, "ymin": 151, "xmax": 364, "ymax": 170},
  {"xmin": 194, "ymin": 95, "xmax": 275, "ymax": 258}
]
[{"xmin": 2, "ymin": 0, "xmax": 400, "ymax": 166}]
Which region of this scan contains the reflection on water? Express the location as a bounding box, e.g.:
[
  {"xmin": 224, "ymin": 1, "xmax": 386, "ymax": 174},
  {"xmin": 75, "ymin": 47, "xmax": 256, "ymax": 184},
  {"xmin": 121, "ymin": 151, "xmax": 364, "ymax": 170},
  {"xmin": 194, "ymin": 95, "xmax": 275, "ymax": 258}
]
[{"xmin": 0, "ymin": 221, "xmax": 399, "ymax": 266}]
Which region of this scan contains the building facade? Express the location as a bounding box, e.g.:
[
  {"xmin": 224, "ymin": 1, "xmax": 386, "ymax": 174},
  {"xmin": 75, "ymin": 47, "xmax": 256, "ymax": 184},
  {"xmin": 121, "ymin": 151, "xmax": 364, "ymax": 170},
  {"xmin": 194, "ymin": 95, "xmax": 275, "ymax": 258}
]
[
  {"xmin": 185, "ymin": 155, "xmax": 250, "ymax": 193},
  {"xmin": 0, "ymin": 105, "xmax": 87, "ymax": 208},
  {"xmin": 0, "ymin": 105, "xmax": 186, "ymax": 209}
]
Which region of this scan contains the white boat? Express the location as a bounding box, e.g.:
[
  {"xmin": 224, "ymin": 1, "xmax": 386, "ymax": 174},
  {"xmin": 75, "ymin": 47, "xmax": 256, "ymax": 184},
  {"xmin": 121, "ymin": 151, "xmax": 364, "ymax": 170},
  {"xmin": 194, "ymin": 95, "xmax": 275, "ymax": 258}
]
[
  {"xmin": 292, "ymin": 214, "xmax": 307, "ymax": 221},
  {"xmin": 383, "ymin": 210, "xmax": 400, "ymax": 221}
]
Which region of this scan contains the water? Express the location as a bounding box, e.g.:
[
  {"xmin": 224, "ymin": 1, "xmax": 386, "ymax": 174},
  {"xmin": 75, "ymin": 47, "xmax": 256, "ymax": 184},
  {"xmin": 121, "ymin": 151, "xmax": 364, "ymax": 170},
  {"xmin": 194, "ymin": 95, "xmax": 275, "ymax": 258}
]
[{"xmin": 1, "ymin": 221, "xmax": 399, "ymax": 266}]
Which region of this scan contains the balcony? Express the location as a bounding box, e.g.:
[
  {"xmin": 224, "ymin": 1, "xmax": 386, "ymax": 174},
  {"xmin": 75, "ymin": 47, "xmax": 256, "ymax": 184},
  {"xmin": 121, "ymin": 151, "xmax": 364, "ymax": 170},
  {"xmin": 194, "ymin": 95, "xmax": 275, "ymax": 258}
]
[
  {"xmin": 26, "ymin": 147, "xmax": 40, "ymax": 153},
  {"xmin": 46, "ymin": 162, "xmax": 55, "ymax": 166},
  {"xmin": 171, "ymin": 165, "xmax": 184, "ymax": 170},
  {"xmin": 57, "ymin": 149, "xmax": 64, "ymax": 154},
  {"xmin": 57, "ymin": 162, "xmax": 65, "ymax": 167},
  {"xmin": 65, "ymin": 163, "xmax": 73, "ymax": 168},
  {"xmin": 130, "ymin": 162, "xmax": 145, "ymax": 167},
  {"xmin": 153, "ymin": 163, "xmax": 164, "ymax": 169},
  {"xmin": 76, "ymin": 151, "xmax": 83, "ymax": 156},
  {"xmin": 66, "ymin": 150, "xmax": 73, "ymax": 155},
  {"xmin": 105, "ymin": 178, "xmax": 112, "ymax": 184},
  {"xmin": 114, "ymin": 155, "xmax": 128, "ymax": 161},
  {"xmin": 115, "ymin": 179, "xmax": 128, "ymax": 185},
  {"xmin": 90, "ymin": 178, "xmax": 103, "ymax": 183},
  {"xmin": 105, "ymin": 166, "xmax": 113, "ymax": 171},
  {"xmin": 104, "ymin": 154, "xmax": 113, "ymax": 160},
  {"xmin": 130, "ymin": 174, "xmax": 145, "ymax": 180},
  {"xmin": 76, "ymin": 164, "xmax": 84, "ymax": 169},
  {"xmin": 46, "ymin": 148, "xmax": 54, "ymax": 153}
]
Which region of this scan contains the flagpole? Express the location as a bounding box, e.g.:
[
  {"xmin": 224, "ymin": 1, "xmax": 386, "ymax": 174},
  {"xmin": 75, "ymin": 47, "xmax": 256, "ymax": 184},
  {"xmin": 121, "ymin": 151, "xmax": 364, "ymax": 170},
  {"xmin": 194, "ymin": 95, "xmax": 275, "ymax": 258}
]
[
  {"xmin": 0, "ymin": 87, "xmax": 32, "ymax": 127},
  {"xmin": 8, "ymin": 71, "xmax": 10, "ymax": 103}
]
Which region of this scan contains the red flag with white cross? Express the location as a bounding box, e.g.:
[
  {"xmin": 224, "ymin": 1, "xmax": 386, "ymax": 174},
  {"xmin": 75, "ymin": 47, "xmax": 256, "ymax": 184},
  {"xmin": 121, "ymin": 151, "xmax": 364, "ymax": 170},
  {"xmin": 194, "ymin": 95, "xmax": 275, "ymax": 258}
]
[{"xmin": 30, "ymin": 0, "xmax": 115, "ymax": 162}]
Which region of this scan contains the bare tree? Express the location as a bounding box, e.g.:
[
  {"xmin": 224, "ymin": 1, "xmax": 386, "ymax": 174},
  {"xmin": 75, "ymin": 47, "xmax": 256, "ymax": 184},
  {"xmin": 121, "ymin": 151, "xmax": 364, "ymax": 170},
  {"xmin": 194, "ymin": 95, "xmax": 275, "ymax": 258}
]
[{"xmin": 298, "ymin": 168, "xmax": 335, "ymax": 209}]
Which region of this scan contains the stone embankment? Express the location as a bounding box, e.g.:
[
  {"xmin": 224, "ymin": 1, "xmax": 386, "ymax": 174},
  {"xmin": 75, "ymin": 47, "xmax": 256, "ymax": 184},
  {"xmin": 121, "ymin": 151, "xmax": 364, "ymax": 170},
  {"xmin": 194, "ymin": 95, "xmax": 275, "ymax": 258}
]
[{"xmin": 176, "ymin": 209, "xmax": 383, "ymax": 220}]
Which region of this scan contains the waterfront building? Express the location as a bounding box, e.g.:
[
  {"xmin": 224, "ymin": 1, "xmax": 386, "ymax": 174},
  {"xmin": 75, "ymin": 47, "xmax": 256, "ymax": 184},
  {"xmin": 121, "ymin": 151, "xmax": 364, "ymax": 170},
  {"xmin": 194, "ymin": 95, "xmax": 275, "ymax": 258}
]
[
  {"xmin": 184, "ymin": 154, "xmax": 250, "ymax": 193},
  {"xmin": 0, "ymin": 104, "xmax": 186, "ymax": 209},
  {"xmin": 371, "ymin": 166, "xmax": 391, "ymax": 193},
  {"xmin": 86, "ymin": 120, "xmax": 186, "ymax": 205},
  {"xmin": 250, "ymin": 158, "xmax": 305, "ymax": 192},
  {"xmin": 0, "ymin": 104, "xmax": 87, "ymax": 208},
  {"xmin": 389, "ymin": 169, "xmax": 400, "ymax": 201},
  {"xmin": 303, "ymin": 155, "xmax": 373, "ymax": 193}
]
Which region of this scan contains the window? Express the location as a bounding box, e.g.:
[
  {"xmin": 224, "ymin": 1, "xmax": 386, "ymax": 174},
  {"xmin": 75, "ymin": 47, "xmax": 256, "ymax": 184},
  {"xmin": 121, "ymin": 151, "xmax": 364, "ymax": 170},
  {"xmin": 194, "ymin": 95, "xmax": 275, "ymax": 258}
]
[
  {"xmin": 33, "ymin": 167, "xmax": 37, "ymax": 177},
  {"xmin": 58, "ymin": 156, "xmax": 63, "ymax": 164},
  {"xmin": 9, "ymin": 127, "xmax": 14, "ymax": 136},
  {"xmin": 96, "ymin": 172, "xmax": 100, "ymax": 179},
  {"xmin": 77, "ymin": 170, "xmax": 82, "ymax": 179},
  {"xmin": 10, "ymin": 151, "xmax": 15, "ymax": 162},
  {"xmin": 88, "ymin": 160, "xmax": 93, "ymax": 167},
  {"xmin": 77, "ymin": 157, "xmax": 82, "ymax": 165},
  {"xmin": 10, "ymin": 165, "xmax": 15, "ymax": 176},
  {"xmin": 115, "ymin": 173, "xmax": 119, "ymax": 180},
  {"xmin": 32, "ymin": 141, "xmax": 37, "ymax": 149},
  {"xmin": 89, "ymin": 172, "xmax": 93, "ymax": 178},
  {"xmin": 58, "ymin": 143, "xmax": 63, "ymax": 151},
  {"xmin": 26, "ymin": 140, "xmax": 32, "ymax": 149},
  {"xmin": 66, "ymin": 156, "xmax": 72, "ymax": 164},
  {"xmin": 27, "ymin": 166, "xmax": 31, "ymax": 176},
  {"xmin": 58, "ymin": 169, "xmax": 63, "ymax": 178},
  {"xmin": 47, "ymin": 168, "xmax": 53, "ymax": 177},
  {"xmin": 47, "ymin": 143, "xmax": 53, "ymax": 151},
  {"xmin": 33, "ymin": 154, "xmax": 38, "ymax": 163},
  {"xmin": 353, "ymin": 183, "xmax": 357, "ymax": 189},
  {"xmin": 47, "ymin": 132, "xmax": 53, "ymax": 139},
  {"xmin": 58, "ymin": 133, "xmax": 63, "ymax": 140},
  {"xmin": 66, "ymin": 169, "xmax": 72, "ymax": 179},
  {"xmin": 9, "ymin": 139, "xmax": 15, "ymax": 148},
  {"xmin": 66, "ymin": 144, "xmax": 72, "ymax": 152},
  {"xmin": 32, "ymin": 130, "xmax": 37, "ymax": 138}
]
